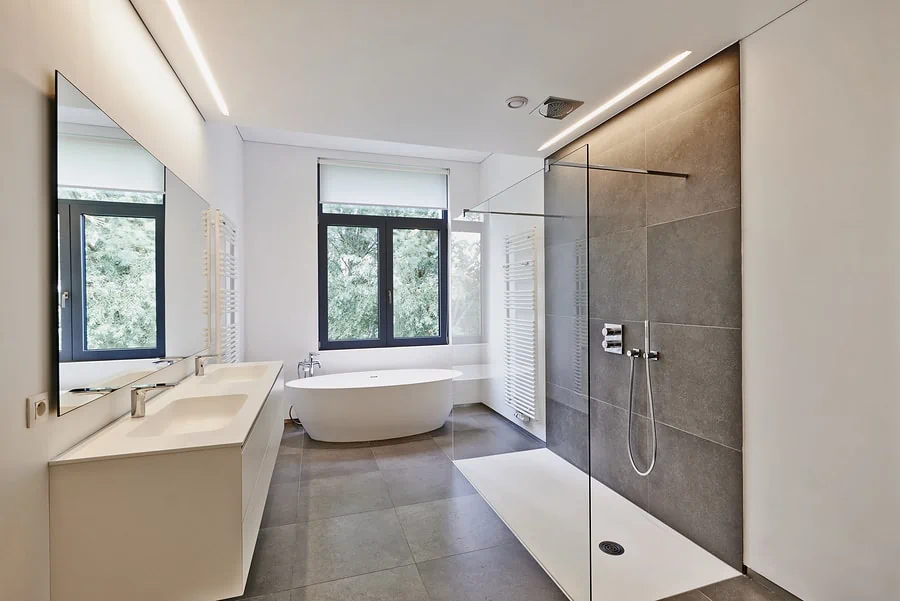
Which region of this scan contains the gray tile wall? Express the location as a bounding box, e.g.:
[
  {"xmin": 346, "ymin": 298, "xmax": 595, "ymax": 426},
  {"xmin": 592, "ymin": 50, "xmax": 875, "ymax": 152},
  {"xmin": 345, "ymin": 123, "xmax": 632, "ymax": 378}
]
[{"xmin": 544, "ymin": 45, "xmax": 743, "ymax": 568}]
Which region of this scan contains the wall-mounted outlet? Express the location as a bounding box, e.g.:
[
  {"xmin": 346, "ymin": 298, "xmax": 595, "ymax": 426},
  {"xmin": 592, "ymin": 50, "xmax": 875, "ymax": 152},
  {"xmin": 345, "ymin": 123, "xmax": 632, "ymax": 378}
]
[{"xmin": 26, "ymin": 393, "xmax": 50, "ymax": 428}]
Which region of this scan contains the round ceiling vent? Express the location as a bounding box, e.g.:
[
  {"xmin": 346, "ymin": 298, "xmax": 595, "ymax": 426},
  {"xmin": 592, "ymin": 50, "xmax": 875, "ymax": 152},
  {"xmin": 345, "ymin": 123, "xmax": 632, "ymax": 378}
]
[{"xmin": 506, "ymin": 96, "xmax": 528, "ymax": 109}]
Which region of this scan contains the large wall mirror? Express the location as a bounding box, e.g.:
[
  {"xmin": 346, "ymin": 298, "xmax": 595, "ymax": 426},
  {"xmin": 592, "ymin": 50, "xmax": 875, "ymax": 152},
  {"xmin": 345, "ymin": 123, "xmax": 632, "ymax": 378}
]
[{"xmin": 55, "ymin": 72, "xmax": 212, "ymax": 415}]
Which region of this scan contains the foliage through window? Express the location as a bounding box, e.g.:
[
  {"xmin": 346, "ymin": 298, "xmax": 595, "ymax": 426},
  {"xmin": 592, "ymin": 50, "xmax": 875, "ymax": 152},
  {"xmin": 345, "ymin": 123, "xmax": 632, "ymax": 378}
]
[
  {"xmin": 58, "ymin": 188, "xmax": 165, "ymax": 361},
  {"xmin": 318, "ymin": 190, "xmax": 448, "ymax": 349}
]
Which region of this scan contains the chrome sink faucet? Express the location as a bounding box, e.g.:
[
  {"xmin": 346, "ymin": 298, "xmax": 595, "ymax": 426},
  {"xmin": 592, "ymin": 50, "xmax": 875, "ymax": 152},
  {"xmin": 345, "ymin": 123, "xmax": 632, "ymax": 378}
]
[
  {"xmin": 130, "ymin": 383, "xmax": 177, "ymax": 418},
  {"xmin": 298, "ymin": 352, "xmax": 321, "ymax": 379},
  {"xmin": 195, "ymin": 354, "xmax": 218, "ymax": 376}
]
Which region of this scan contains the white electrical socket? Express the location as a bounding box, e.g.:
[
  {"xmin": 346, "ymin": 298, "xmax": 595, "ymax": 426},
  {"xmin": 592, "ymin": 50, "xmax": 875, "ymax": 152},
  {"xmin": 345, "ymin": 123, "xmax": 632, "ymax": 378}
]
[{"xmin": 26, "ymin": 393, "xmax": 50, "ymax": 428}]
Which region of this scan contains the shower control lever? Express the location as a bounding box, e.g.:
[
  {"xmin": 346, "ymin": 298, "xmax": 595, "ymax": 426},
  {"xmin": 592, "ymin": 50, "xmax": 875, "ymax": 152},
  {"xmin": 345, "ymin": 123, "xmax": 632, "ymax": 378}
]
[
  {"xmin": 602, "ymin": 323, "xmax": 624, "ymax": 355},
  {"xmin": 626, "ymin": 348, "xmax": 642, "ymax": 358}
]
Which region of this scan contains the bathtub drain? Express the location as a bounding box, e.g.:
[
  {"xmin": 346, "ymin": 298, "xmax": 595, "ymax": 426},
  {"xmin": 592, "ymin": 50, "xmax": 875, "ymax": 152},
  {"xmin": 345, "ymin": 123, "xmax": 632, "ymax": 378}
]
[{"xmin": 598, "ymin": 541, "xmax": 625, "ymax": 556}]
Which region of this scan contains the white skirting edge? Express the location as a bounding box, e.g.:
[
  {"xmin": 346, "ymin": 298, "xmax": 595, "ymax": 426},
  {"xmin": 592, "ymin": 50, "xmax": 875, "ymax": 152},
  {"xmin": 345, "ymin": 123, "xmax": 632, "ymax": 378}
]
[{"xmin": 455, "ymin": 449, "xmax": 739, "ymax": 601}]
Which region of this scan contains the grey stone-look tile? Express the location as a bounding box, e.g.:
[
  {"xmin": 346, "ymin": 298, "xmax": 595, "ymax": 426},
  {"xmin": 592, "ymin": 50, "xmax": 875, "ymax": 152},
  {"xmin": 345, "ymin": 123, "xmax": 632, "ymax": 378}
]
[
  {"xmin": 546, "ymin": 314, "xmax": 577, "ymax": 390},
  {"xmin": 701, "ymin": 576, "xmax": 784, "ymax": 601},
  {"xmin": 651, "ymin": 323, "xmax": 742, "ymax": 449},
  {"xmin": 640, "ymin": 44, "xmax": 740, "ymax": 131},
  {"xmin": 589, "ymin": 399, "xmax": 650, "ymax": 509},
  {"xmin": 382, "ymin": 462, "xmax": 476, "ymax": 507},
  {"xmin": 545, "ymin": 242, "xmax": 578, "ymax": 317},
  {"xmin": 300, "ymin": 433, "xmax": 371, "ymax": 449},
  {"xmin": 297, "ymin": 471, "xmax": 392, "ymax": 522},
  {"xmin": 271, "ymin": 454, "xmax": 302, "ymax": 485},
  {"xmin": 290, "ymin": 565, "xmax": 429, "ymax": 601},
  {"xmin": 300, "ymin": 447, "xmax": 379, "ymax": 481},
  {"xmin": 589, "ymin": 136, "xmax": 648, "ymax": 237},
  {"xmin": 261, "ymin": 481, "xmax": 300, "ymax": 528},
  {"xmin": 279, "ymin": 424, "xmax": 305, "ymax": 455},
  {"xmin": 555, "ymin": 109, "xmax": 644, "ymax": 159},
  {"xmin": 546, "ymin": 397, "xmax": 589, "ymax": 473},
  {"xmin": 241, "ymin": 524, "xmax": 296, "ymax": 597},
  {"xmin": 417, "ymin": 541, "xmax": 569, "ymax": 601},
  {"xmin": 237, "ymin": 591, "xmax": 292, "ymax": 601},
  {"xmin": 589, "ymin": 318, "xmax": 647, "ymax": 415},
  {"xmin": 371, "ymin": 438, "xmax": 451, "ymax": 471},
  {"xmin": 648, "ymin": 424, "xmax": 743, "ymax": 568},
  {"xmin": 395, "ymin": 494, "xmax": 515, "ymax": 562},
  {"xmin": 648, "ymin": 208, "xmax": 742, "ymax": 328},
  {"xmin": 451, "ymin": 403, "xmax": 491, "ymax": 416},
  {"xmin": 292, "ymin": 509, "xmax": 413, "ymax": 588},
  {"xmin": 589, "ymin": 227, "xmax": 647, "ymax": 322},
  {"xmin": 544, "ymin": 145, "xmax": 588, "ymax": 246},
  {"xmin": 547, "ymin": 381, "xmax": 588, "ymax": 414},
  {"xmin": 658, "ymin": 589, "xmax": 711, "ymax": 601},
  {"xmin": 646, "ymin": 86, "xmax": 741, "ymax": 225},
  {"xmin": 434, "ymin": 420, "xmax": 541, "ymax": 460}
]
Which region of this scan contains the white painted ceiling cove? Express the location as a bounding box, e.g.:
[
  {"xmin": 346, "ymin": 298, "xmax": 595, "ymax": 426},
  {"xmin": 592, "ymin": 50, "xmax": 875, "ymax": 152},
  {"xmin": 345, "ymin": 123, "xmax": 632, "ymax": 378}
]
[{"xmin": 132, "ymin": 0, "xmax": 802, "ymax": 159}]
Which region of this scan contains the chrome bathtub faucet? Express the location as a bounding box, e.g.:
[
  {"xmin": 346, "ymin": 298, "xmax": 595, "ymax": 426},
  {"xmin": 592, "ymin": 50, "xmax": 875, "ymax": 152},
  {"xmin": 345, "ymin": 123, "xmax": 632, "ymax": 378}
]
[{"xmin": 298, "ymin": 352, "xmax": 321, "ymax": 379}]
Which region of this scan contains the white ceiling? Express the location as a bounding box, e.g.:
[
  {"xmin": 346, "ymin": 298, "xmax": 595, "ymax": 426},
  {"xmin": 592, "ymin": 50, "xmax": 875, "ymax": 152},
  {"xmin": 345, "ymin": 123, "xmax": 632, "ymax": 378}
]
[{"xmin": 132, "ymin": 0, "xmax": 802, "ymax": 159}]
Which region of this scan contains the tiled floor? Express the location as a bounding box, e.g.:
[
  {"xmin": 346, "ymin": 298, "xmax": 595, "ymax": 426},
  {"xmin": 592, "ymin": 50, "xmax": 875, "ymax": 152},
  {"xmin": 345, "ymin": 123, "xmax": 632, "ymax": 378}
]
[
  {"xmin": 661, "ymin": 575, "xmax": 798, "ymax": 601},
  {"xmin": 235, "ymin": 403, "xmax": 560, "ymax": 601}
]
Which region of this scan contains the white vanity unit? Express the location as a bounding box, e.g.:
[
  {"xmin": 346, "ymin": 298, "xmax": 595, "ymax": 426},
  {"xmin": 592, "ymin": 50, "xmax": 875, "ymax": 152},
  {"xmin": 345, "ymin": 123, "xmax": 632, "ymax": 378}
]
[{"xmin": 49, "ymin": 361, "xmax": 284, "ymax": 601}]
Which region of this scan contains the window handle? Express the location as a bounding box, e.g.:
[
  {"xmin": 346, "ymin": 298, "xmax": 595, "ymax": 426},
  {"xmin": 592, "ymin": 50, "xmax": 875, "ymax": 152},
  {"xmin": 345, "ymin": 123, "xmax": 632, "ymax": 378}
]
[
  {"xmin": 60, "ymin": 290, "xmax": 69, "ymax": 309},
  {"xmin": 388, "ymin": 289, "xmax": 393, "ymax": 305}
]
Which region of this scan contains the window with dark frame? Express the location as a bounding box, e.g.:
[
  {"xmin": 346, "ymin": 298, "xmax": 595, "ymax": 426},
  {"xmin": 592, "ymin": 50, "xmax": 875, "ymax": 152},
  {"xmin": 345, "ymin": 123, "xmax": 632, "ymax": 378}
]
[
  {"xmin": 317, "ymin": 165, "xmax": 449, "ymax": 350},
  {"xmin": 58, "ymin": 189, "xmax": 166, "ymax": 362}
]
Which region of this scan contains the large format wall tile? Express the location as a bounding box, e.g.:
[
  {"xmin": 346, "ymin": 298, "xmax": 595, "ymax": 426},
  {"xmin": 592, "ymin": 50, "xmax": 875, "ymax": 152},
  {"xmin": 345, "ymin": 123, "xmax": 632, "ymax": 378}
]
[
  {"xmin": 588, "ymin": 318, "xmax": 647, "ymax": 415},
  {"xmin": 546, "ymin": 314, "xmax": 576, "ymax": 390},
  {"xmin": 589, "ymin": 227, "xmax": 647, "ymax": 322},
  {"xmin": 648, "ymin": 424, "xmax": 743, "ymax": 568},
  {"xmin": 546, "ymin": 397, "xmax": 589, "ymax": 472},
  {"xmin": 590, "ymin": 399, "xmax": 650, "ymax": 509},
  {"xmin": 646, "ymin": 86, "xmax": 741, "ymax": 225},
  {"xmin": 648, "ymin": 208, "xmax": 741, "ymax": 328},
  {"xmin": 639, "ymin": 45, "xmax": 740, "ymax": 131},
  {"xmin": 589, "ymin": 137, "xmax": 647, "ymax": 237},
  {"xmin": 650, "ymin": 323, "xmax": 742, "ymax": 449},
  {"xmin": 545, "ymin": 242, "xmax": 578, "ymax": 318},
  {"xmin": 544, "ymin": 148, "xmax": 588, "ymax": 247}
]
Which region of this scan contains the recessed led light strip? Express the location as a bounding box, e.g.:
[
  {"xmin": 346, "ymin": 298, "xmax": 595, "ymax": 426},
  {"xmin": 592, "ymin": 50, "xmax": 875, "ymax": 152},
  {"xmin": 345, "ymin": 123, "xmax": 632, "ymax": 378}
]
[
  {"xmin": 165, "ymin": 0, "xmax": 230, "ymax": 116},
  {"xmin": 538, "ymin": 50, "xmax": 692, "ymax": 152}
]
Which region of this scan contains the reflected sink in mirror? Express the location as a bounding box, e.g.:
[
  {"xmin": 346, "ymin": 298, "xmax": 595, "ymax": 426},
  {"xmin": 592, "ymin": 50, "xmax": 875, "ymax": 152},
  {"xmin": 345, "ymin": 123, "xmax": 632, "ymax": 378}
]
[
  {"xmin": 128, "ymin": 394, "xmax": 248, "ymax": 438},
  {"xmin": 201, "ymin": 365, "xmax": 269, "ymax": 385}
]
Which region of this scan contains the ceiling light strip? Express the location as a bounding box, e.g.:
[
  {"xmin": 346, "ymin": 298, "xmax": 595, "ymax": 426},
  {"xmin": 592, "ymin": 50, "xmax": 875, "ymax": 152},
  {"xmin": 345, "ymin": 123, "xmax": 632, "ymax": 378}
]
[
  {"xmin": 165, "ymin": 0, "xmax": 230, "ymax": 116},
  {"xmin": 538, "ymin": 50, "xmax": 691, "ymax": 152}
]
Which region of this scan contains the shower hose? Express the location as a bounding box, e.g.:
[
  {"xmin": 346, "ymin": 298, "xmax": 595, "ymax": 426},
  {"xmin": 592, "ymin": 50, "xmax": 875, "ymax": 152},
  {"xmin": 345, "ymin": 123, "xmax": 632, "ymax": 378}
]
[{"xmin": 626, "ymin": 347, "xmax": 658, "ymax": 476}]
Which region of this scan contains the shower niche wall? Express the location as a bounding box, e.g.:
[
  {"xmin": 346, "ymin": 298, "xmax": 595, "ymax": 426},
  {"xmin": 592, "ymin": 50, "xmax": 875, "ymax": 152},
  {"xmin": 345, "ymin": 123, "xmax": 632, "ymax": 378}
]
[{"xmin": 450, "ymin": 45, "xmax": 743, "ymax": 601}]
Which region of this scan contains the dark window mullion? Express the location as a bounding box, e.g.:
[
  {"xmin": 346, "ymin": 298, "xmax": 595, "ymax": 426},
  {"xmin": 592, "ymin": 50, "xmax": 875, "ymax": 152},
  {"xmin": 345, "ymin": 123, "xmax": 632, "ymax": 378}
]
[{"xmin": 58, "ymin": 202, "xmax": 74, "ymax": 362}]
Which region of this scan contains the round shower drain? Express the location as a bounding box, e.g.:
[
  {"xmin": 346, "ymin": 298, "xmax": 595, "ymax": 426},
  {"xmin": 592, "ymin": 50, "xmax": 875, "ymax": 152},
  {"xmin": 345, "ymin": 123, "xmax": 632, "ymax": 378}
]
[{"xmin": 598, "ymin": 541, "xmax": 625, "ymax": 556}]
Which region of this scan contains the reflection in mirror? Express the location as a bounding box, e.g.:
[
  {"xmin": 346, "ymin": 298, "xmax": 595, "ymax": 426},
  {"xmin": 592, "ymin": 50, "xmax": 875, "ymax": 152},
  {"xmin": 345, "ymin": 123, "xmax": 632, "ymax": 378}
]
[{"xmin": 56, "ymin": 73, "xmax": 211, "ymax": 415}]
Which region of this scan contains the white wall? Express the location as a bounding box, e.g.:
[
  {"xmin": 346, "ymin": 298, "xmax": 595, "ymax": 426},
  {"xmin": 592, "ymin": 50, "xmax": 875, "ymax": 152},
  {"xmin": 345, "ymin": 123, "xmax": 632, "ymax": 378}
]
[
  {"xmin": 478, "ymin": 154, "xmax": 546, "ymax": 439},
  {"xmin": 0, "ymin": 2, "xmax": 243, "ymax": 599},
  {"xmin": 242, "ymin": 142, "xmax": 481, "ymax": 414},
  {"xmin": 742, "ymin": 1, "xmax": 900, "ymax": 599}
]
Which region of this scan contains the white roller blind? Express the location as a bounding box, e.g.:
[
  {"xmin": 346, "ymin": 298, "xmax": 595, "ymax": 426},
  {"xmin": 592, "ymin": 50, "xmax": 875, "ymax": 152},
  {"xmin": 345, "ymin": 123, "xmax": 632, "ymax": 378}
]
[
  {"xmin": 58, "ymin": 133, "xmax": 165, "ymax": 193},
  {"xmin": 319, "ymin": 160, "xmax": 448, "ymax": 209}
]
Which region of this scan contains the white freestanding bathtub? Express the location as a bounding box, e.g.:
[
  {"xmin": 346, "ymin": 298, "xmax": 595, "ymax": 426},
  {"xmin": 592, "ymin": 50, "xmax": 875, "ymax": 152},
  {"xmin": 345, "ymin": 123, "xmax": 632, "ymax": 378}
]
[{"xmin": 286, "ymin": 369, "xmax": 461, "ymax": 442}]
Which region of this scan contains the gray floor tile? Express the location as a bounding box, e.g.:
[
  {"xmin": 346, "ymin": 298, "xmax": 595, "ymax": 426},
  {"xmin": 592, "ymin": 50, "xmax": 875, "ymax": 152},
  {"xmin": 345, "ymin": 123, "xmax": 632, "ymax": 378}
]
[
  {"xmin": 241, "ymin": 524, "xmax": 296, "ymax": 598},
  {"xmin": 417, "ymin": 541, "xmax": 569, "ymax": 601},
  {"xmin": 280, "ymin": 424, "xmax": 306, "ymax": 455},
  {"xmin": 371, "ymin": 438, "xmax": 451, "ymax": 471},
  {"xmin": 449, "ymin": 403, "xmax": 492, "ymax": 416},
  {"xmin": 300, "ymin": 447, "xmax": 379, "ymax": 481},
  {"xmin": 271, "ymin": 454, "xmax": 302, "ymax": 485},
  {"xmin": 395, "ymin": 493, "xmax": 515, "ymax": 562},
  {"xmin": 300, "ymin": 433, "xmax": 371, "ymax": 449},
  {"xmin": 290, "ymin": 565, "xmax": 429, "ymax": 601},
  {"xmin": 382, "ymin": 462, "xmax": 476, "ymax": 507},
  {"xmin": 292, "ymin": 508, "xmax": 413, "ymax": 588},
  {"xmin": 434, "ymin": 427, "xmax": 534, "ymax": 460},
  {"xmin": 428, "ymin": 411, "xmax": 483, "ymax": 437},
  {"xmin": 658, "ymin": 589, "xmax": 711, "ymax": 601},
  {"xmin": 700, "ymin": 576, "xmax": 784, "ymax": 601},
  {"xmin": 235, "ymin": 592, "xmax": 291, "ymax": 601},
  {"xmin": 297, "ymin": 471, "xmax": 392, "ymax": 522},
  {"xmin": 261, "ymin": 481, "xmax": 300, "ymax": 528}
]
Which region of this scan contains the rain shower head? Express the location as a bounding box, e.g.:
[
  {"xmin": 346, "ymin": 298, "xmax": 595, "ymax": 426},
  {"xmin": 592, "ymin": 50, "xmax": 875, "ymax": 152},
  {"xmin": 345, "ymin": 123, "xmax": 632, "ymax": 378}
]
[{"xmin": 534, "ymin": 96, "xmax": 584, "ymax": 120}]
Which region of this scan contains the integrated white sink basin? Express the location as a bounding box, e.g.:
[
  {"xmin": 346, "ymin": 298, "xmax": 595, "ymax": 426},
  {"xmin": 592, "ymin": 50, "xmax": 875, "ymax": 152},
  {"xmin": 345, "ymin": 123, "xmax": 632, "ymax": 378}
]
[
  {"xmin": 201, "ymin": 365, "xmax": 269, "ymax": 385},
  {"xmin": 129, "ymin": 394, "xmax": 248, "ymax": 438}
]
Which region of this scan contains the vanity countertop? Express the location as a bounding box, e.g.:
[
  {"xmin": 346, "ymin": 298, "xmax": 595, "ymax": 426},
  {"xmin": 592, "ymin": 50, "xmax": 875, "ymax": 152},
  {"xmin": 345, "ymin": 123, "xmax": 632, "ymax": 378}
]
[{"xmin": 50, "ymin": 361, "xmax": 283, "ymax": 466}]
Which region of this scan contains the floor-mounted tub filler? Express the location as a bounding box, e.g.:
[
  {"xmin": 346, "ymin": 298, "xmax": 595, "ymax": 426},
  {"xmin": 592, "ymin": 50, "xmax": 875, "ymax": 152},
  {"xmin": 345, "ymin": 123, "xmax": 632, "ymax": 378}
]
[{"xmin": 286, "ymin": 369, "xmax": 462, "ymax": 442}]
